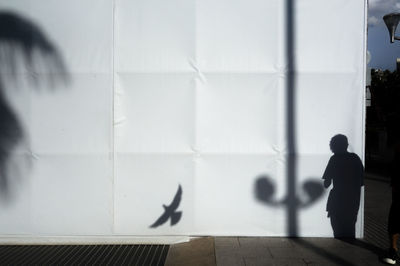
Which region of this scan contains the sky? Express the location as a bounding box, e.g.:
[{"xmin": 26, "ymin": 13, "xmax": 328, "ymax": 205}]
[{"xmin": 368, "ymin": 0, "xmax": 400, "ymax": 70}]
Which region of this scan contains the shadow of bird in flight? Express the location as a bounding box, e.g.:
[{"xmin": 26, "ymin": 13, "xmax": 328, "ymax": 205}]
[{"xmin": 150, "ymin": 184, "xmax": 182, "ymax": 228}]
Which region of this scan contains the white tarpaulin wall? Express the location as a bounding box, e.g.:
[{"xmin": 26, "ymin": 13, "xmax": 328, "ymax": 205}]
[{"xmin": 0, "ymin": 0, "xmax": 366, "ymax": 240}]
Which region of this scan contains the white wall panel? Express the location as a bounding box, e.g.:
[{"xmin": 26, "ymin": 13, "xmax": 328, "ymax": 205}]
[
  {"xmin": 196, "ymin": 73, "xmax": 282, "ymax": 154},
  {"xmin": 115, "ymin": 73, "xmax": 195, "ymax": 154},
  {"xmin": 0, "ymin": 0, "xmax": 366, "ymax": 240},
  {"xmin": 30, "ymin": 155, "xmax": 113, "ymax": 235},
  {"xmin": 296, "ymin": 0, "xmax": 365, "ymax": 73},
  {"xmin": 115, "ymin": 0, "xmax": 196, "ymax": 73},
  {"xmin": 30, "ymin": 75, "xmax": 112, "ymax": 155},
  {"xmin": 196, "ymin": 0, "xmax": 283, "ymax": 72},
  {"xmin": 296, "ymin": 73, "xmax": 365, "ymax": 155}
]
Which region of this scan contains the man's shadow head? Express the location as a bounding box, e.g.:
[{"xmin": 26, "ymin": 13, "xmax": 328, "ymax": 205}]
[{"xmin": 330, "ymin": 134, "xmax": 348, "ymax": 154}]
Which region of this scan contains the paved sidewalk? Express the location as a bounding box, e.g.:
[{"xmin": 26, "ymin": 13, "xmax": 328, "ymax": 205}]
[
  {"xmin": 167, "ymin": 178, "xmax": 394, "ymax": 266},
  {"xmin": 166, "ymin": 237, "xmax": 216, "ymax": 266},
  {"xmin": 215, "ymin": 236, "xmax": 382, "ymax": 266}
]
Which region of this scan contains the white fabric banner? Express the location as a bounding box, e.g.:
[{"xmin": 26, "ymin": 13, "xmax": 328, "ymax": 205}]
[{"xmin": 0, "ymin": 0, "xmax": 366, "ymax": 239}]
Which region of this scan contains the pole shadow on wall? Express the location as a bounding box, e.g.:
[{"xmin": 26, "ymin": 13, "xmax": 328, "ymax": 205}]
[
  {"xmin": 255, "ymin": 176, "xmax": 324, "ymax": 209},
  {"xmin": 0, "ymin": 11, "xmax": 68, "ymax": 201},
  {"xmin": 254, "ymin": 0, "xmax": 311, "ymax": 236},
  {"xmin": 323, "ymin": 134, "xmax": 364, "ymax": 238},
  {"xmin": 254, "ymin": 1, "xmax": 364, "ymax": 239},
  {"xmin": 284, "ymin": 0, "xmax": 299, "ymax": 237}
]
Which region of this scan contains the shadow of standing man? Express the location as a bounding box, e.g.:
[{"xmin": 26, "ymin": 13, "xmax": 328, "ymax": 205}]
[{"xmin": 322, "ymin": 134, "xmax": 364, "ymax": 238}]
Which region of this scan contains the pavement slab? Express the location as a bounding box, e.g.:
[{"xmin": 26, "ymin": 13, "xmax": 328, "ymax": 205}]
[{"xmin": 165, "ymin": 237, "xmax": 216, "ymax": 266}]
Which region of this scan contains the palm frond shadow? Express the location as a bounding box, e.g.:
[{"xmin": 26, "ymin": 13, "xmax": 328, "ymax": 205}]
[{"xmin": 0, "ymin": 11, "xmax": 68, "ymax": 200}]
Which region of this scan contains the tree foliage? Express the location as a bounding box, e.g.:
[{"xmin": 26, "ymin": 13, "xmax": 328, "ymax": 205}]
[{"xmin": 369, "ymin": 69, "xmax": 400, "ymax": 142}]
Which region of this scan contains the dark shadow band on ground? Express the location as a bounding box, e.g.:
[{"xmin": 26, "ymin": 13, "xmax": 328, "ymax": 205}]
[{"xmin": 294, "ymin": 238, "xmax": 383, "ymax": 266}]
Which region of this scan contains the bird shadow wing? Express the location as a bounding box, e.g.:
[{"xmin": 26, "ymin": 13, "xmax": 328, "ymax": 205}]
[
  {"xmin": 169, "ymin": 184, "xmax": 182, "ymax": 210},
  {"xmin": 170, "ymin": 211, "xmax": 182, "ymax": 226},
  {"xmin": 149, "ymin": 212, "xmax": 169, "ymax": 228}
]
